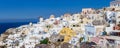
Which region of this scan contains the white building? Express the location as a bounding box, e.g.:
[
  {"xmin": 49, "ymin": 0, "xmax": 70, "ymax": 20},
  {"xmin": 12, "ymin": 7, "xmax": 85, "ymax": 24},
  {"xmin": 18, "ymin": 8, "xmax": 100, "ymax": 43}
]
[
  {"xmin": 116, "ymin": 12, "xmax": 120, "ymax": 24},
  {"xmin": 110, "ymin": 0, "xmax": 120, "ymax": 7}
]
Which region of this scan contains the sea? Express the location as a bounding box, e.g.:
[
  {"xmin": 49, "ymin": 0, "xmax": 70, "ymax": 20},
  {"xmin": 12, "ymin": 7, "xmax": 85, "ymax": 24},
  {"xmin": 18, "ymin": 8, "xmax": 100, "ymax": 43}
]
[{"xmin": 0, "ymin": 19, "xmax": 38, "ymax": 34}]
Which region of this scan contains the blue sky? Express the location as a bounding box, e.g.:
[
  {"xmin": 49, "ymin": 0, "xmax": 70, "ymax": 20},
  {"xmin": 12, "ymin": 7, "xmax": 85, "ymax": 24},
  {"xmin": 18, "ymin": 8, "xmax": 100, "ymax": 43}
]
[{"xmin": 0, "ymin": 0, "xmax": 112, "ymax": 20}]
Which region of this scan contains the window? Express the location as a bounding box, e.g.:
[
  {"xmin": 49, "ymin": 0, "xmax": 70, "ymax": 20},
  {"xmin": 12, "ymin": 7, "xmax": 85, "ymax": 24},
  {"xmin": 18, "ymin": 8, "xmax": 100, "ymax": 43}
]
[
  {"xmin": 61, "ymin": 39, "xmax": 64, "ymax": 41},
  {"xmin": 119, "ymin": 21, "xmax": 120, "ymax": 24},
  {"xmin": 114, "ymin": 4, "xmax": 116, "ymax": 6},
  {"xmin": 81, "ymin": 21, "xmax": 83, "ymax": 23},
  {"xmin": 61, "ymin": 18, "xmax": 63, "ymax": 20},
  {"xmin": 110, "ymin": 32, "xmax": 120, "ymax": 36},
  {"xmin": 118, "ymin": 16, "xmax": 120, "ymax": 18},
  {"xmin": 72, "ymin": 19, "xmax": 75, "ymax": 21},
  {"xmin": 73, "ymin": 25, "xmax": 75, "ymax": 27},
  {"xmin": 77, "ymin": 25, "xmax": 79, "ymax": 27},
  {"xmin": 118, "ymin": 4, "xmax": 120, "ymax": 6},
  {"xmin": 112, "ymin": 8, "xmax": 115, "ymax": 11},
  {"xmin": 57, "ymin": 39, "xmax": 60, "ymax": 42},
  {"xmin": 41, "ymin": 37, "xmax": 44, "ymax": 39}
]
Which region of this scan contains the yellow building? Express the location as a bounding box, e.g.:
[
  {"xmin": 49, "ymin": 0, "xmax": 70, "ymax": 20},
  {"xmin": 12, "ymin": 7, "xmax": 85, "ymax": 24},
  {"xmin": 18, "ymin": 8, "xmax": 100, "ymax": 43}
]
[
  {"xmin": 82, "ymin": 18, "xmax": 92, "ymax": 24},
  {"xmin": 59, "ymin": 27, "xmax": 76, "ymax": 42}
]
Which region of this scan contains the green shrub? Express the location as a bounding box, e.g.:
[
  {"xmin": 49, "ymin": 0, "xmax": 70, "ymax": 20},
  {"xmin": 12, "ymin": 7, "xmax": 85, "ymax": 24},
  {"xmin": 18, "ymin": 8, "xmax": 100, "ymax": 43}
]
[{"xmin": 40, "ymin": 38, "xmax": 49, "ymax": 44}]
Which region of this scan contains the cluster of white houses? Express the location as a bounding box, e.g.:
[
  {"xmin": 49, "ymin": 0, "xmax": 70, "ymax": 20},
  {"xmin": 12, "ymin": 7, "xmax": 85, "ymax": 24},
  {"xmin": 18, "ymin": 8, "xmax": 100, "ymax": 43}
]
[{"xmin": 0, "ymin": 0, "xmax": 120, "ymax": 48}]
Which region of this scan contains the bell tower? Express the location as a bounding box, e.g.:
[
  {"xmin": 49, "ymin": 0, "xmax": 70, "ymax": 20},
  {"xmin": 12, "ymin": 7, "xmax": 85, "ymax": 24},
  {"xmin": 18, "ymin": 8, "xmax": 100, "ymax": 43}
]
[{"xmin": 39, "ymin": 16, "xmax": 44, "ymax": 23}]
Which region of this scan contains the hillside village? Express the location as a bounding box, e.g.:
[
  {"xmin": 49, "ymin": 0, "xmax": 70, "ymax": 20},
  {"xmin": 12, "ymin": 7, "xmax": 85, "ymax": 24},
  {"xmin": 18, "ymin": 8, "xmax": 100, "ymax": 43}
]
[{"xmin": 0, "ymin": 0, "xmax": 120, "ymax": 48}]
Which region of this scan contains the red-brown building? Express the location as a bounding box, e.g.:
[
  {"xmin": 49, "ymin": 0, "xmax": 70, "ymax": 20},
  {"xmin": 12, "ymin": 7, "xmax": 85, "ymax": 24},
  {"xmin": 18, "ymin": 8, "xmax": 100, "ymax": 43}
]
[{"xmin": 113, "ymin": 24, "xmax": 120, "ymax": 30}]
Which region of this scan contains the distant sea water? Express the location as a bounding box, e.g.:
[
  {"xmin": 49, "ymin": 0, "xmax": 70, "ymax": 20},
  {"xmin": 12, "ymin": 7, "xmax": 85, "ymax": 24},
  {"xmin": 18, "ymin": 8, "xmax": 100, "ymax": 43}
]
[{"xmin": 0, "ymin": 19, "xmax": 38, "ymax": 34}]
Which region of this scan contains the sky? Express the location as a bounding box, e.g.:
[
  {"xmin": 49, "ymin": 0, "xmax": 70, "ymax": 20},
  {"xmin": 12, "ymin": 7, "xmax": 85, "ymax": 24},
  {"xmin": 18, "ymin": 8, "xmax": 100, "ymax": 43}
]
[{"xmin": 0, "ymin": 0, "xmax": 112, "ymax": 21}]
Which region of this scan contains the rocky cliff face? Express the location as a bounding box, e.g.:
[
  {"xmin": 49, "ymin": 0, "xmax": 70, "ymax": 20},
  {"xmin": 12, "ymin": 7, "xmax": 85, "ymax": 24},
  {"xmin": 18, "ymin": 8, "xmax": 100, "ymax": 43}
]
[{"xmin": 0, "ymin": 28, "xmax": 16, "ymax": 41}]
